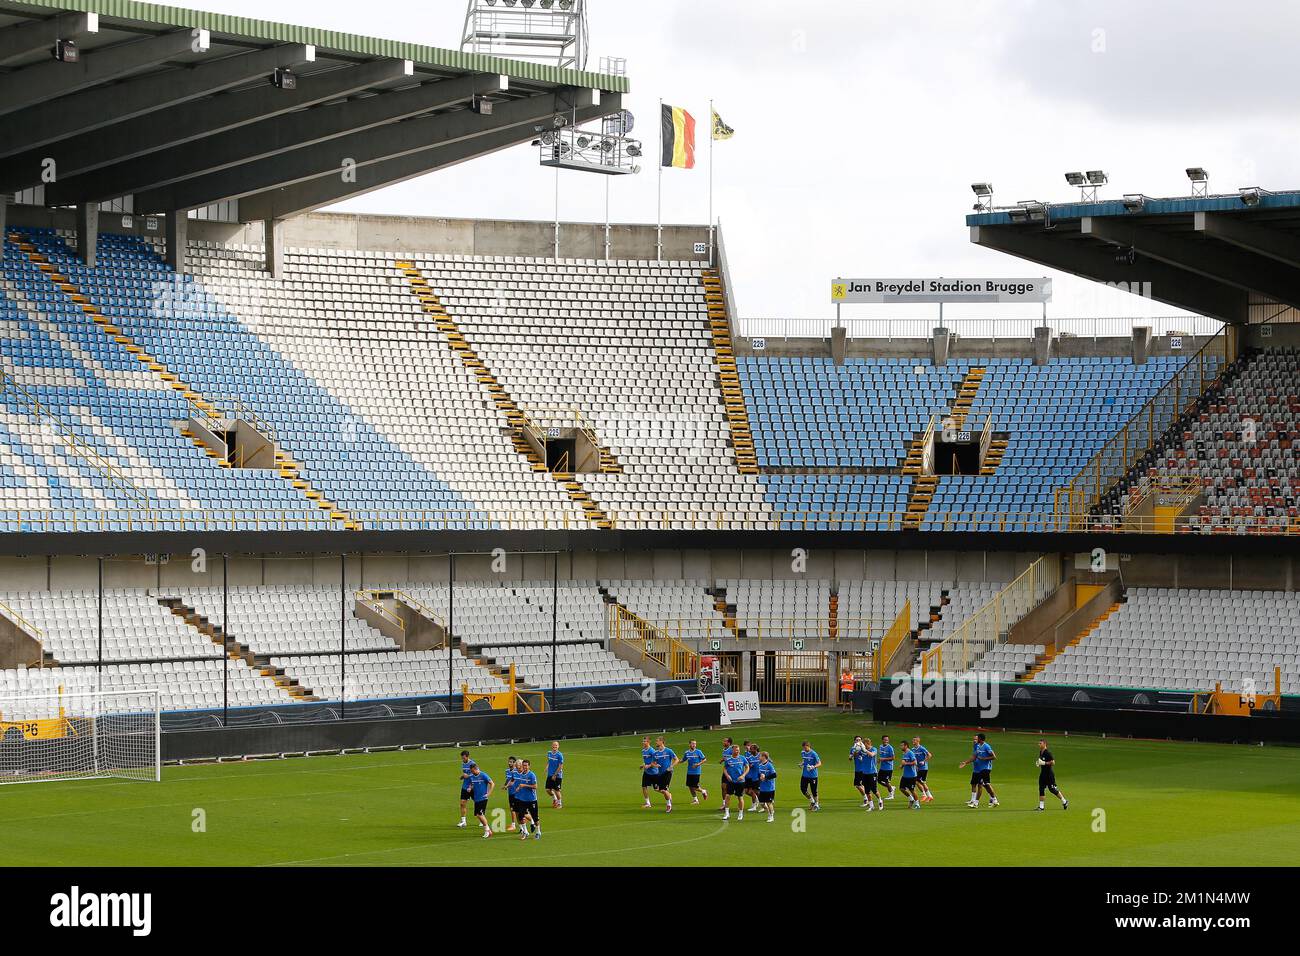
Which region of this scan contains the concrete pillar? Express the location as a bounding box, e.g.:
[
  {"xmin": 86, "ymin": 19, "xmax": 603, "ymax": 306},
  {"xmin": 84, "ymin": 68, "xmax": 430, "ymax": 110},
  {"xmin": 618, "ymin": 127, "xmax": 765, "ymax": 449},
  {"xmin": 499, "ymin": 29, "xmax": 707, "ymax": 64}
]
[
  {"xmin": 264, "ymin": 217, "xmax": 284, "ymax": 279},
  {"xmin": 1033, "ymin": 325, "xmax": 1054, "ymax": 366},
  {"xmin": 830, "ymin": 324, "xmax": 847, "ymax": 365},
  {"xmin": 931, "ymin": 327, "xmax": 951, "ymax": 366},
  {"xmin": 164, "ymin": 210, "xmax": 187, "ymax": 274},
  {"xmin": 75, "ymin": 203, "xmax": 98, "ymax": 267},
  {"xmin": 0, "ymin": 193, "xmax": 7, "ymax": 238},
  {"xmin": 740, "ymin": 650, "xmax": 752, "ymax": 693},
  {"xmin": 1131, "ymin": 325, "xmax": 1152, "ymax": 365}
]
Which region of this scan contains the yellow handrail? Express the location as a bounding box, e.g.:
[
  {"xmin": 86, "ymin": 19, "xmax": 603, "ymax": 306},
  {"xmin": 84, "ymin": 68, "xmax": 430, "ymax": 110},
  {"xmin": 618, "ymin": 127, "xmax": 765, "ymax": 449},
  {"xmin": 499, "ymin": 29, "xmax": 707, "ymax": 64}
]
[
  {"xmin": 920, "ymin": 556, "xmax": 1058, "ymax": 676},
  {"xmin": 0, "ymin": 597, "xmax": 45, "ymax": 641},
  {"xmin": 0, "ymin": 506, "xmax": 1294, "ymax": 535},
  {"xmin": 871, "ymin": 599, "xmax": 911, "ymax": 682},
  {"xmin": 353, "ymin": 590, "xmax": 406, "ymax": 632},
  {"xmin": 0, "ymin": 370, "xmax": 145, "ymax": 501},
  {"xmin": 609, "ymin": 604, "xmax": 698, "ymax": 678}
]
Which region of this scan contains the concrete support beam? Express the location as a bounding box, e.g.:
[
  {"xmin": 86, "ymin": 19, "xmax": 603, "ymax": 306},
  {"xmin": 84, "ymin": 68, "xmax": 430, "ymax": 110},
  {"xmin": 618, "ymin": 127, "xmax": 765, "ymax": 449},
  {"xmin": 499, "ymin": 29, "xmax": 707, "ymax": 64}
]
[
  {"xmin": 932, "ymin": 327, "xmax": 951, "ymax": 366},
  {"xmin": 0, "ymin": 194, "xmax": 6, "ymax": 238},
  {"xmin": 264, "ymin": 218, "xmax": 284, "ymax": 279},
  {"xmin": 1033, "ymin": 325, "xmax": 1053, "ymax": 366},
  {"xmin": 971, "ymin": 224, "xmax": 1249, "ymax": 324},
  {"xmin": 1194, "ymin": 211, "xmax": 1300, "ymax": 267},
  {"xmin": 135, "ymin": 86, "xmax": 607, "ymax": 214},
  {"xmin": 75, "ymin": 203, "xmax": 98, "ymax": 267},
  {"xmin": 0, "ymin": 29, "xmax": 210, "ymax": 118},
  {"xmin": 164, "ymin": 210, "xmax": 187, "ymax": 274},
  {"xmin": 234, "ymin": 94, "xmax": 618, "ymax": 222},
  {"xmin": 1131, "ymin": 325, "xmax": 1152, "ymax": 365},
  {"xmin": 56, "ymin": 71, "xmax": 503, "ymax": 207},
  {"xmin": 740, "ymin": 650, "xmax": 752, "ymax": 693},
  {"xmin": 1083, "ymin": 216, "xmax": 1300, "ymax": 311},
  {"xmin": 0, "ymin": 12, "xmax": 98, "ymax": 66},
  {"xmin": 0, "ymin": 43, "xmax": 316, "ymax": 174},
  {"xmin": 830, "ymin": 325, "xmax": 846, "ymax": 365}
]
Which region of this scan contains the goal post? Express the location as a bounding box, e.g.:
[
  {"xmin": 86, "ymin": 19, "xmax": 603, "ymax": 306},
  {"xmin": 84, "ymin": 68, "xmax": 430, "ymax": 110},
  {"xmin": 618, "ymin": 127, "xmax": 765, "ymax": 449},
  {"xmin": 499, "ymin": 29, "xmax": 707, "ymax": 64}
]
[{"xmin": 0, "ymin": 687, "xmax": 161, "ymax": 785}]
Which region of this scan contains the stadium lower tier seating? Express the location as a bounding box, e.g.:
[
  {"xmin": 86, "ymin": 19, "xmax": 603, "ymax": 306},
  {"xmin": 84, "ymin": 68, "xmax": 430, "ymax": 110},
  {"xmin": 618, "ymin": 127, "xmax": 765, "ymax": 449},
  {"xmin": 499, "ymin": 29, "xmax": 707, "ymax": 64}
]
[{"xmin": 1035, "ymin": 588, "xmax": 1300, "ymax": 694}]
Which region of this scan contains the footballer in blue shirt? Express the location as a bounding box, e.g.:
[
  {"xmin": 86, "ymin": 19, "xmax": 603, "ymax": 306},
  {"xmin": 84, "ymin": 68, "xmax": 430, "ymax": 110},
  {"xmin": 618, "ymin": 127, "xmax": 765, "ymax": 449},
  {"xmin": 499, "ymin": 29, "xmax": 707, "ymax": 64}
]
[
  {"xmin": 640, "ymin": 736, "xmax": 658, "ymax": 809},
  {"xmin": 910, "ymin": 735, "xmax": 935, "ymax": 803},
  {"xmin": 545, "ymin": 741, "xmax": 564, "ymax": 809},
  {"xmin": 457, "ymin": 750, "xmax": 478, "ymax": 829},
  {"xmin": 898, "ymin": 745, "xmax": 922, "ymax": 809},
  {"xmin": 959, "ymin": 732, "xmax": 1000, "ymax": 808},
  {"xmin": 650, "ymin": 736, "xmax": 679, "ymax": 812},
  {"xmin": 467, "ymin": 765, "xmax": 495, "ymax": 839},
  {"xmin": 877, "ymin": 735, "xmax": 897, "ymax": 800},
  {"xmin": 681, "ymin": 739, "xmax": 709, "ymax": 804},
  {"xmin": 721, "ymin": 745, "xmax": 750, "ymax": 821},
  {"xmin": 743, "ymin": 742, "xmax": 763, "ymax": 811},
  {"xmin": 504, "ymin": 755, "xmax": 521, "ymax": 832},
  {"xmin": 850, "ymin": 735, "xmax": 875, "ymax": 808},
  {"xmin": 860, "ymin": 737, "xmax": 884, "ymax": 812},
  {"xmin": 515, "ymin": 759, "xmax": 542, "ymax": 840},
  {"xmin": 799, "ymin": 741, "xmax": 822, "ymax": 811},
  {"xmin": 756, "ymin": 751, "xmax": 778, "ymax": 822}
]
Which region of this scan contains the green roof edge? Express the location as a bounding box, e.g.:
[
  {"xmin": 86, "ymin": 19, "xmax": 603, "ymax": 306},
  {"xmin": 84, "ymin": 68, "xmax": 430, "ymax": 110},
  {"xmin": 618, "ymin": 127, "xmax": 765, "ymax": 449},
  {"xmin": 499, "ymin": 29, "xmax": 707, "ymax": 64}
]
[{"xmin": 6, "ymin": 0, "xmax": 630, "ymax": 91}]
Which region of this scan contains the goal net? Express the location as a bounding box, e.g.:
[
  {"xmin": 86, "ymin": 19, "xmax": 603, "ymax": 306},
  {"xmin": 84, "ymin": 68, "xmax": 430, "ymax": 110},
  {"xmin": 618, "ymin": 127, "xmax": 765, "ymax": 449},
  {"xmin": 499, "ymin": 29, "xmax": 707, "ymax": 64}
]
[{"xmin": 0, "ymin": 687, "xmax": 160, "ymax": 785}]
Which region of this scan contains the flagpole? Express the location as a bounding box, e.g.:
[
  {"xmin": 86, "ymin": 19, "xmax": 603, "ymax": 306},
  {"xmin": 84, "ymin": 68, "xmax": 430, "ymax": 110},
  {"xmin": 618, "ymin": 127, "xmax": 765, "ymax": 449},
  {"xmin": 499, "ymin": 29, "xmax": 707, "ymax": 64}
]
[
  {"xmin": 708, "ymin": 98, "xmax": 714, "ymax": 268},
  {"xmin": 656, "ymin": 97, "xmax": 663, "ymax": 262}
]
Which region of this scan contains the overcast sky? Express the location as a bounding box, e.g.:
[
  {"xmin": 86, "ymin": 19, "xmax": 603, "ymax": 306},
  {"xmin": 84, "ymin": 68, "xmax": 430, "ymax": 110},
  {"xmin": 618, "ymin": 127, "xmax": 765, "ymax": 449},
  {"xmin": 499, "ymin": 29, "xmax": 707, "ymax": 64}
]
[{"xmin": 161, "ymin": 0, "xmax": 1300, "ymax": 323}]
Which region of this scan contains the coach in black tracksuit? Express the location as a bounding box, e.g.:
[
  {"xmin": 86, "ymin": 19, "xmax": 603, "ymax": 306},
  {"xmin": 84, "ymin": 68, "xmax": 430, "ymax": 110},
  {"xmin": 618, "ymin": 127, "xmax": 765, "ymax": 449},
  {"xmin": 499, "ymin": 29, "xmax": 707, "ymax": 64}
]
[{"xmin": 1036, "ymin": 739, "xmax": 1068, "ymax": 811}]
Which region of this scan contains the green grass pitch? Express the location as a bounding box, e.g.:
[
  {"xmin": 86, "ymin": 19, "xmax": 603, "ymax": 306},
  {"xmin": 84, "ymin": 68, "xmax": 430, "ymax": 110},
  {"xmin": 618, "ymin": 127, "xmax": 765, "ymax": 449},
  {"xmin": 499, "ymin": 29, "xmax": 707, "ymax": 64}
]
[{"xmin": 2, "ymin": 710, "xmax": 1298, "ymax": 867}]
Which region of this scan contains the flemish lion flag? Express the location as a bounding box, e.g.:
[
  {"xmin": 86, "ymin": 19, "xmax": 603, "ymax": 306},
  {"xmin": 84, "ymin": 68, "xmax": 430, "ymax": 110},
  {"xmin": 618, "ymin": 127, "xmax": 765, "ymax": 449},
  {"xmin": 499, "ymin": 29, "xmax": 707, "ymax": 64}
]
[
  {"xmin": 712, "ymin": 109, "xmax": 735, "ymax": 141},
  {"xmin": 660, "ymin": 104, "xmax": 696, "ymax": 168}
]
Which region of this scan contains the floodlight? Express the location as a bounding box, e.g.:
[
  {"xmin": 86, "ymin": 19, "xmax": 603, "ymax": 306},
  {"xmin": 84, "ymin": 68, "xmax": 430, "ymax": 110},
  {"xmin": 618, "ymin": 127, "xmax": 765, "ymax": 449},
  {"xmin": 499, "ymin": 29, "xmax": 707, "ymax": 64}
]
[
  {"xmin": 1064, "ymin": 172, "xmax": 1086, "ymax": 186},
  {"xmin": 540, "ymin": 131, "xmax": 556, "ymax": 145},
  {"xmin": 541, "ymin": 0, "xmax": 555, "ymax": 6},
  {"xmin": 1186, "ymin": 167, "xmax": 1208, "ymax": 183},
  {"xmin": 1007, "ymin": 206, "xmax": 1030, "ymax": 223},
  {"xmin": 1020, "ymin": 200, "xmax": 1047, "ymax": 221},
  {"xmin": 1085, "ymin": 170, "xmax": 1108, "ymax": 185},
  {"xmin": 576, "ymin": 135, "xmax": 592, "ymax": 148},
  {"xmin": 970, "ymin": 183, "xmax": 992, "ymax": 197},
  {"xmin": 559, "ymin": 0, "xmax": 574, "ymax": 8},
  {"xmin": 1239, "ymin": 187, "xmax": 1262, "ymax": 206},
  {"xmin": 600, "ymin": 139, "xmax": 614, "ymax": 152},
  {"xmin": 626, "ymin": 143, "xmax": 642, "ymax": 157},
  {"xmin": 521, "ymin": 0, "xmax": 536, "ymax": 6},
  {"xmin": 552, "ymin": 113, "xmax": 569, "ymax": 128},
  {"xmin": 1121, "ymin": 193, "xmax": 1146, "ymax": 211},
  {"xmin": 503, "ymin": 0, "xmax": 518, "ymax": 5}
]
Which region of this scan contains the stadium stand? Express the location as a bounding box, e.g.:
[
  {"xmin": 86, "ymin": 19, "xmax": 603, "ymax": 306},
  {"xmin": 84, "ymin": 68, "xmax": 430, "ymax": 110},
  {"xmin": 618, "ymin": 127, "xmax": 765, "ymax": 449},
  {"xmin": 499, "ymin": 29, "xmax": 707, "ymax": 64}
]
[
  {"xmin": 1094, "ymin": 347, "xmax": 1299, "ymax": 534},
  {"xmin": 739, "ymin": 356, "xmax": 1187, "ymax": 529},
  {"xmin": 1035, "ymin": 588, "xmax": 1300, "ymax": 694}
]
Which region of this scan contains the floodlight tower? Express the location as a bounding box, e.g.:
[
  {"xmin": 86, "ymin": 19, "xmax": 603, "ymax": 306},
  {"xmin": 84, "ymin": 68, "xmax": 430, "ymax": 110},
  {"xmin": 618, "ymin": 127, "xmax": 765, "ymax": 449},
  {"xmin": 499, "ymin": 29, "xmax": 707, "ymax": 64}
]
[{"xmin": 461, "ymin": 0, "xmax": 588, "ymax": 70}]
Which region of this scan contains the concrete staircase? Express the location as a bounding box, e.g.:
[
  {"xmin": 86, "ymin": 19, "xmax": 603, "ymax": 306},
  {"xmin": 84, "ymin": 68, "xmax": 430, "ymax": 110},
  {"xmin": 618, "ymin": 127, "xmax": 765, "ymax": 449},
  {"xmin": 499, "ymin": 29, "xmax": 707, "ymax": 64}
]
[
  {"xmin": 1020, "ymin": 600, "xmax": 1123, "ymax": 682},
  {"xmin": 702, "ymin": 269, "xmax": 757, "ymax": 475},
  {"xmin": 155, "ymin": 595, "xmax": 318, "ymax": 701},
  {"xmin": 396, "ymin": 260, "xmax": 613, "ymax": 529}
]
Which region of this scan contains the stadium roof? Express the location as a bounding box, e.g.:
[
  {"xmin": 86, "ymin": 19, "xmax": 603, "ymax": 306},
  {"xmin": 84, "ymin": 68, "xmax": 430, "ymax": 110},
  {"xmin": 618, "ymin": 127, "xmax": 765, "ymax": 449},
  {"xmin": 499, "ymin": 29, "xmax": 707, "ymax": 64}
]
[
  {"xmin": 0, "ymin": 0, "xmax": 626, "ymax": 221},
  {"xmin": 967, "ymin": 189, "xmax": 1300, "ymax": 325}
]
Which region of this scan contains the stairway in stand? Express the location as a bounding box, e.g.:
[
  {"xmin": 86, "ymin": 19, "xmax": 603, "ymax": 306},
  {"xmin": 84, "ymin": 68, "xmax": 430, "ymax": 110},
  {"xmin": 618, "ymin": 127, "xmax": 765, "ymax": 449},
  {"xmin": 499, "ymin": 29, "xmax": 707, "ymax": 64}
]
[
  {"xmin": 395, "ymin": 260, "xmax": 613, "ymax": 529},
  {"xmin": 7, "ymin": 231, "xmax": 359, "ymax": 530},
  {"xmin": 702, "ymin": 269, "xmax": 758, "ymax": 474},
  {"xmin": 1020, "ymin": 600, "xmax": 1123, "ymax": 682},
  {"xmin": 155, "ymin": 596, "xmax": 318, "ymax": 701}
]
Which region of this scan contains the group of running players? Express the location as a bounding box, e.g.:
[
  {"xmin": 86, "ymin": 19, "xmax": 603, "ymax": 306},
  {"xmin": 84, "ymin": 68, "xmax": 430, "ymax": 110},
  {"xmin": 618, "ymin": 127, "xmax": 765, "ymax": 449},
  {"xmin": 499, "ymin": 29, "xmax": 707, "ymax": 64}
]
[
  {"xmin": 455, "ymin": 731, "xmax": 1069, "ymax": 837},
  {"xmin": 456, "ymin": 741, "xmax": 565, "ymax": 840}
]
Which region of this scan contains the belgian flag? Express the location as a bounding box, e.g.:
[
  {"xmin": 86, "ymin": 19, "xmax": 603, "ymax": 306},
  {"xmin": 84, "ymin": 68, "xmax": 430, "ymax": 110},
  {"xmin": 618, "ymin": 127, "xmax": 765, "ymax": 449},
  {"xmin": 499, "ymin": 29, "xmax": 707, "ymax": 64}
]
[{"xmin": 660, "ymin": 104, "xmax": 696, "ymax": 169}]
